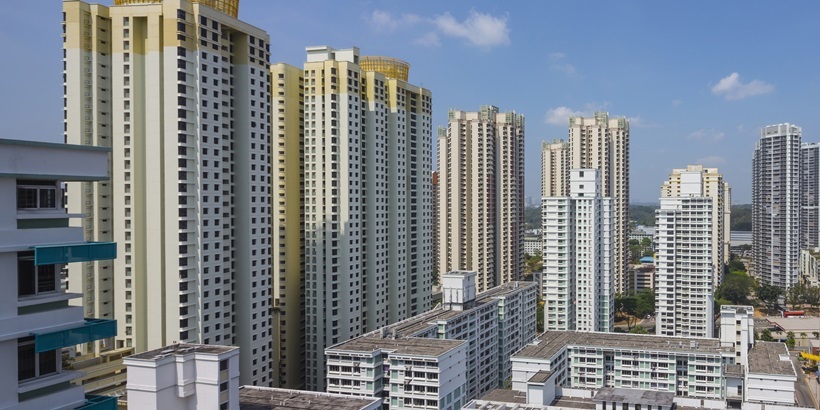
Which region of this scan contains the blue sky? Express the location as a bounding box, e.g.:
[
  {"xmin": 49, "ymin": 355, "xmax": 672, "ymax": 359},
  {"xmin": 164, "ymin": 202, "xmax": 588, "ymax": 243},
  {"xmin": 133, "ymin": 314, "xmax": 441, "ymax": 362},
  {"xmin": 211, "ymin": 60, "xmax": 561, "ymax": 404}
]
[{"xmin": 3, "ymin": 2, "xmax": 820, "ymax": 203}]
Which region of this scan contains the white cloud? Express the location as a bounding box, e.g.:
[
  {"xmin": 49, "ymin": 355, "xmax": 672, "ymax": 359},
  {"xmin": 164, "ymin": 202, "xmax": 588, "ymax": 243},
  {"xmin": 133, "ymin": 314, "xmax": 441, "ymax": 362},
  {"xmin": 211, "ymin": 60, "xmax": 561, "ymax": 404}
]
[
  {"xmin": 545, "ymin": 106, "xmax": 589, "ymax": 126},
  {"xmin": 711, "ymin": 72, "xmax": 774, "ymax": 100},
  {"xmin": 369, "ymin": 10, "xmax": 422, "ymax": 31},
  {"xmin": 695, "ymin": 155, "xmax": 727, "ymax": 166},
  {"xmin": 548, "ymin": 52, "xmax": 566, "ymax": 61},
  {"xmin": 547, "ymin": 52, "xmax": 577, "ymax": 76},
  {"xmin": 687, "ymin": 129, "xmax": 725, "ymax": 142},
  {"xmin": 434, "ymin": 11, "xmax": 510, "ymax": 48},
  {"xmin": 413, "ymin": 32, "xmax": 441, "ymax": 47}
]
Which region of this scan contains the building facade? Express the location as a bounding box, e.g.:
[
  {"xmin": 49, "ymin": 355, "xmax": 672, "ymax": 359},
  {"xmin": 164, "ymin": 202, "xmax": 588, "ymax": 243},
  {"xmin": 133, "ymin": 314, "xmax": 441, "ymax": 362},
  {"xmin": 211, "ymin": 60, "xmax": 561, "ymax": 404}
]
[
  {"xmin": 63, "ymin": 0, "xmax": 273, "ymax": 386},
  {"xmin": 438, "ymin": 106, "xmax": 525, "ymax": 292},
  {"xmin": 542, "ymin": 169, "xmax": 614, "ymax": 332},
  {"xmin": 655, "ymin": 171, "xmax": 717, "ymax": 338},
  {"xmin": 752, "ymin": 123, "xmax": 801, "ymax": 288},
  {"xmin": 660, "ymin": 165, "xmax": 730, "ymax": 285},
  {"xmin": 291, "ymin": 47, "xmax": 433, "ymax": 390},
  {"xmin": 270, "ymin": 62, "xmax": 305, "ymax": 388},
  {"xmin": 0, "ymin": 138, "xmax": 118, "ymax": 409},
  {"xmin": 800, "ymin": 248, "xmax": 820, "ymax": 287},
  {"xmin": 568, "ymin": 113, "xmax": 630, "ymax": 294},
  {"xmin": 801, "ymin": 142, "xmax": 820, "ymax": 250},
  {"xmin": 541, "ymin": 139, "xmax": 569, "ymax": 198},
  {"xmin": 325, "ymin": 271, "xmax": 538, "ymax": 408}
]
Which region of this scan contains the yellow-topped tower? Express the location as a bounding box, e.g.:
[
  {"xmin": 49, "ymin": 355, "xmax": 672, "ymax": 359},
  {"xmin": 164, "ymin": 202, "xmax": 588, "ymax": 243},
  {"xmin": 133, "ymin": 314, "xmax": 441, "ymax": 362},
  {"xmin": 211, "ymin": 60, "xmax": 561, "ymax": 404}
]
[
  {"xmin": 113, "ymin": 0, "xmax": 239, "ymax": 18},
  {"xmin": 360, "ymin": 55, "xmax": 410, "ymax": 81}
]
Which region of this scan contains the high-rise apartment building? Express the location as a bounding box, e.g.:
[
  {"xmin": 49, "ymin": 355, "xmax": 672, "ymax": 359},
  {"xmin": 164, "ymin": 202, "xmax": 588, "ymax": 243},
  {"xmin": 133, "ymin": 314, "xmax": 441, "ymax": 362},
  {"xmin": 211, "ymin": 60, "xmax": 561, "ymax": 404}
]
[
  {"xmin": 801, "ymin": 142, "xmax": 820, "ymax": 250},
  {"xmin": 438, "ymin": 106, "xmax": 525, "ymax": 292},
  {"xmin": 270, "ymin": 62, "xmax": 305, "ymax": 388},
  {"xmin": 568, "ymin": 113, "xmax": 630, "ymax": 294},
  {"xmin": 655, "ymin": 171, "xmax": 716, "ymax": 338},
  {"xmin": 63, "ymin": 0, "xmax": 273, "ymax": 386},
  {"xmin": 753, "ymin": 124, "xmax": 801, "ymax": 288},
  {"xmin": 432, "ymin": 170, "xmax": 439, "ymax": 283},
  {"xmin": 542, "ymin": 169, "xmax": 614, "ymax": 332},
  {"xmin": 277, "ymin": 47, "xmax": 433, "ymax": 391},
  {"xmin": 541, "ymin": 139, "xmax": 569, "ymax": 198},
  {"xmin": 660, "ymin": 165, "xmax": 730, "ymax": 285}
]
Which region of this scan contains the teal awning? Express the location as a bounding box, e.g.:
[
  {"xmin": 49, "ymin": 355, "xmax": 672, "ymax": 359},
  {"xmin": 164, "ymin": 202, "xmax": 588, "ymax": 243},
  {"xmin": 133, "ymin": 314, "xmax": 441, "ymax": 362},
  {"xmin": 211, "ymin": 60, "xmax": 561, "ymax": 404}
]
[
  {"xmin": 32, "ymin": 318, "xmax": 116, "ymax": 353},
  {"xmin": 33, "ymin": 242, "xmax": 116, "ymax": 266},
  {"xmin": 75, "ymin": 395, "xmax": 117, "ymax": 410}
]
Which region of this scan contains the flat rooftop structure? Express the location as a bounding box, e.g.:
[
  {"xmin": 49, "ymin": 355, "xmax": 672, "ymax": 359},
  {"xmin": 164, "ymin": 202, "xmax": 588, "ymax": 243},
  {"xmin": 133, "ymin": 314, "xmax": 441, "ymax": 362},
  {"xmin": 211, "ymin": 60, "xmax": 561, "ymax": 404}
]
[
  {"xmin": 516, "ymin": 331, "xmax": 731, "ymax": 360},
  {"xmin": 362, "ymin": 281, "xmax": 537, "ymax": 338},
  {"xmin": 326, "ymin": 336, "xmax": 467, "ymax": 357},
  {"xmin": 128, "ymin": 343, "xmax": 237, "ymax": 360},
  {"xmin": 528, "ymin": 370, "xmax": 553, "ymax": 383},
  {"xmin": 765, "ymin": 317, "xmax": 820, "ymax": 332},
  {"xmin": 480, "ymin": 389, "xmax": 528, "ymax": 404},
  {"xmin": 748, "ymin": 342, "xmax": 795, "ymax": 376},
  {"xmin": 593, "ymin": 387, "xmax": 674, "ymax": 407},
  {"xmin": 724, "ymin": 363, "xmax": 745, "ymax": 378},
  {"xmin": 238, "ymin": 386, "xmax": 381, "ymax": 410}
]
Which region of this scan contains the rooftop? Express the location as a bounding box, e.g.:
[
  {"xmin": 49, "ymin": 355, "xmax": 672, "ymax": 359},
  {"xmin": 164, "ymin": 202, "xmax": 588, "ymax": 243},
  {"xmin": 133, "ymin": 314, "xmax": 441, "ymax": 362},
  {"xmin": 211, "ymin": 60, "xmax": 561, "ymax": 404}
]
[
  {"xmin": 326, "ymin": 336, "xmax": 466, "ymax": 357},
  {"xmin": 593, "ymin": 387, "xmax": 674, "ymax": 406},
  {"xmin": 238, "ymin": 386, "xmax": 380, "ymax": 410},
  {"xmin": 765, "ymin": 317, "xmax": 820, "ymax": 332},
  {"xmin": 362, "ymin": 281, "xmax": 536, "ymax": 338},
  {"xmin": 528, "ymin": 370, "xmax": 553, "ymax": 384},
  {"xmin": 724, "ymin": 364, "xmax": 745, "ymax": 378},
  {"xmin": 480, "ymin": 389, "xmax": 527, "ymax": 404},
  {"xmin": 128, "ymin": 343, "xmax": 237, "ymax": 361},
  {"xmin": 515, "ymin": 331, "xmax": 731, "ymax": 360},
  {"xmin": 748, "ymin": 342, "xmax": 796, "ymax": 377}
]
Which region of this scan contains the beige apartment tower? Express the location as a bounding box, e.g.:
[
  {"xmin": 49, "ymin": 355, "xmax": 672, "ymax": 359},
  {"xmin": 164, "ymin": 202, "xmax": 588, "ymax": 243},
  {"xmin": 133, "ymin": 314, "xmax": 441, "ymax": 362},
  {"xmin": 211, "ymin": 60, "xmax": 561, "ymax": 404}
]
[
  {"xmin": 270, "ymin": 63, "xmax": 305, "ymax": 388},
  {"xmin": 541, "ymin": 139, "xmax": 569, "ymax": 198},
  {"xmin": 275, "ymin": 47, "xmax": 433, "ymax": 391},
  {"xmin": 438, "ymin": 106, "xmax": 525, "ymax": 292},
  {"xmin": 661, "ymin": 165, "xmax": 731, "ymax": 285},
  {"xmin": 63, "ymin": 0, "xmax": 273, "ymax": 386},
  {"xmin": 569, "ymin": 113, "xmax": 630, "ymax": 294}
]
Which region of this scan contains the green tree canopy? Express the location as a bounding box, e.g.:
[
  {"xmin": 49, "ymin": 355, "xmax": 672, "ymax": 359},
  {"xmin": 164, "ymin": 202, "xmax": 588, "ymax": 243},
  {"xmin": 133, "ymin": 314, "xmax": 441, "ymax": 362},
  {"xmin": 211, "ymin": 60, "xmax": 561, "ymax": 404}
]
[
  {"xmin": 786, "ymin": 331, "xmax": 796, "ymax": 349},
  {"xmin": 760, "ymin": 328, "xmax": 774, "ymax": 342},
  {"xmin": 630, "ymin": 325, "xmax": 649, "ymax": 334},
  {"xmin": 757, "ymin": 284, "xmax": 782, "ymax": 312}
]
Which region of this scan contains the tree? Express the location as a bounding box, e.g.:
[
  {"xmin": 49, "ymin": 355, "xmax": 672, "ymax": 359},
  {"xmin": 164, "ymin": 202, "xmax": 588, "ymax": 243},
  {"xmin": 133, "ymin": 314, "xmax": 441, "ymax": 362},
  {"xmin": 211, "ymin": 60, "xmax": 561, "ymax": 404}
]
[
  {"xmin": 628, "ymin": 240, "xmax": 643, "ymax": 264},
  {"xmin": 786, "ymin": 331, "xmax": 796, "ymax": 349},
  {"xmin": 801, "ymin": 332, "xmax": 808, "ymax": 348},
  {"xmin": 813, "ymin": 331, "xmax": 819, "ymax": 340},
  {"xmin": 524, "ymin": 253, "xmax": 543, "ymax": 275},
  {"xmin": 760, "ymin": 329, "xmax": 775, "ymax": 342},
  {"xmin": 635, "ymin": 289, "xmax": 655, "ymax": 319},
  {"xmin": 630, "ymin": 325, "xmax": 649, "ymax": 334},
  {"xmin": 787, "ymin": 284, "xmax": 805, "ymax": 311},
  {"xmin": 757, "ymin": 284, "xmax": 782, "ymax": 312},
  {"xmin": 536, "ymin": 298, "xmax": 544, "ymax": 333},
  {"xmin": 727, "ymin": 259, "xmax": 746, "ymax": 272},
  {"xmin": 804, "ymin": 285, "xmax": 820, "ymax": 313},
  {"xmin": 641, "ymin": 237, "xmax": 653, "ymax": 256},
  {"xmin": 432, "ymin": 269, "xmax": 440, "ymax": 287},
  {"xmin": 615, "ymin": 294, "xmax": 638, "ymax": 330}
]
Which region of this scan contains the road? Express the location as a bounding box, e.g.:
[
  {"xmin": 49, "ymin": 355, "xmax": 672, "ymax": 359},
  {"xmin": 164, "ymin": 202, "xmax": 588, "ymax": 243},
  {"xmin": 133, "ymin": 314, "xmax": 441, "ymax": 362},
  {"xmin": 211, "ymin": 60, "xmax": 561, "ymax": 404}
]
[{"xmin": 791, "ymin": 354, "xmax": 816, "ymax": 409}]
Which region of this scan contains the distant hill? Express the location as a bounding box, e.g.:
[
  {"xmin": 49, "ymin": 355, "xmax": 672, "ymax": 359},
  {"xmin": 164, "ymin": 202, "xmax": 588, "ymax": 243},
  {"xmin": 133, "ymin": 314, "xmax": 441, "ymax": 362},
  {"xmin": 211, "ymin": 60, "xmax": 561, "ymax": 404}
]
[
  {"xmin": 630, "ymin": 205, "xmax": 657, "ymax": 226},
  {"xmin": 731, "ymin": 204, "xmax": 751, "ymax": 231}
]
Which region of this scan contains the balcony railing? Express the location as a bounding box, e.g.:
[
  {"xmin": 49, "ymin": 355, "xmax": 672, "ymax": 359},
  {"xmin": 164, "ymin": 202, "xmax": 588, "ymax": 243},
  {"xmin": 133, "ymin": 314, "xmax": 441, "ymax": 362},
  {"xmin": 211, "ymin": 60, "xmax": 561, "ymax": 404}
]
[{"xmin": 32, "ymin": 318, "xmax": 117, "ymax": 353}]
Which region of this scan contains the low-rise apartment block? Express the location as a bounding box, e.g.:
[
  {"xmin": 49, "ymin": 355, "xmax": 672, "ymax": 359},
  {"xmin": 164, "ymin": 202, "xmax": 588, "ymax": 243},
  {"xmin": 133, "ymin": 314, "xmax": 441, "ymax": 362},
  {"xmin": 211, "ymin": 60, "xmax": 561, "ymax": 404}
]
[{"xmin": 326, "ymin": 271, "xmax": 538, "ymax": 408}]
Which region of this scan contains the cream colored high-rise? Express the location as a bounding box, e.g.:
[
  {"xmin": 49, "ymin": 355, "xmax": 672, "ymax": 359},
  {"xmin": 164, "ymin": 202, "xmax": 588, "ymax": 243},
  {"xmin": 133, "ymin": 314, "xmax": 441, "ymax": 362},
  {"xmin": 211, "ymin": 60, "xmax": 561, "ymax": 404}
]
[
  {"xmin": 438, "ymin": 106, "xmax": 525, "ymax": 292},
  {"xmin": 270, "ymin": 63, "xmax": 305, "ymax": 388},
  {"xmin": 63, "ymin": 0, "xmax": 273, "ymax": 387},
  {"xmin": 661, "ymin": 165, "xmax": 731, "ymax": 286},
  {"xmin": 280, "ymin": 47, "xmax": 433, "ymax": 391},
  {"xmin": 541, "ymin": 139, "xmax": 569, "ymax": 198},
  {"xmin": 569, "ymin": 113, "xmax": 629, "ymax": 294}
]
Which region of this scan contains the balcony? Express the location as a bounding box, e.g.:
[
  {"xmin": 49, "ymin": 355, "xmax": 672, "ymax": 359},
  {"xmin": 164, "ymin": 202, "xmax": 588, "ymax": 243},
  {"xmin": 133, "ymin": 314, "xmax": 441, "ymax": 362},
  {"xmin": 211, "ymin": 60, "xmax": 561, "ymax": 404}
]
[
  {"xmin": 75, "ymin": 395, "xmax": 117, "ymax": 410},
  {"xmin": 32, "ymin": 318, "xmax": 117, "ymax": 353},
  {"xmin": 32, "ymin": 242, "xmax": 117, "ymax": 265}
]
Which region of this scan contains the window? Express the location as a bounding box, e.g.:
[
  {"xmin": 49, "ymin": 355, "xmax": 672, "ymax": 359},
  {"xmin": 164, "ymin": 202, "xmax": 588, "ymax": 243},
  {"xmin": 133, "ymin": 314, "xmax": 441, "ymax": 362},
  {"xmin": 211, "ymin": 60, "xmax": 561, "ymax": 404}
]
[
  {"xmin": 18, "ymin": 337, "xmax": 58, "ymax": 382},
  {"xmin": 17, "ymin": 181, "xmax": 59, "ymax": 209},
  {"xmin": 220, "ymin": 359, "xmax": 228, "ymax": 371},
  {"xmin": 18, "ymin": 252, "xmax": 57, "ymax": 297}
]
